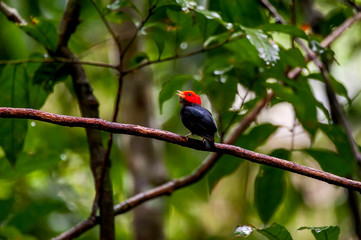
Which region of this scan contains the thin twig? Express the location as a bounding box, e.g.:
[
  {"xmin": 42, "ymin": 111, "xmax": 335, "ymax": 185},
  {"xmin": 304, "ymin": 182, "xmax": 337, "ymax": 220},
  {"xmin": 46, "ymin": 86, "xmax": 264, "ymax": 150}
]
[
  {"xmin": 321, "ymin": 11, "xmax": 361, "ymax": 49},
  {"xmin": 260, "ymin": 2, "xmax": 361, "ymax": 240},
  {"xmin": 222, "ymin": 90, "xmax": 250, "ymax": 136},
  {"xmin": 90, "ymin": 0, "xmax": 122, "ymax": 52},
  {"xmin": 122, "ymin": 35, "xmax": 241, "ymax": 75},
  {"xmin": 0, "ymin": 57, "xmax": 118, "ymax": 69},
  {"xmin": 344, "ymin": 0, "xmax": 361, "ymax": 11},
  {"xmin": 119, "ymin": 4, "xmax": 156, "ymax": 63},
  {"xmin": 261, "ymin": 0, "xmax": 361, "ymax": 163},
  {"xmin": 286, "ymin": 10, "xmax": 361, "ymax": 79}
]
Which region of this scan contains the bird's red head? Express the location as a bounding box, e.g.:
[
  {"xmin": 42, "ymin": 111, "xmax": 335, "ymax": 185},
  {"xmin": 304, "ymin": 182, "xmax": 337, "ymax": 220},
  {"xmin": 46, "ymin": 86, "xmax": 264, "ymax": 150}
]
[{"xmin": 177, "ymin": 90, "xmax": 202, "ymax": 105}]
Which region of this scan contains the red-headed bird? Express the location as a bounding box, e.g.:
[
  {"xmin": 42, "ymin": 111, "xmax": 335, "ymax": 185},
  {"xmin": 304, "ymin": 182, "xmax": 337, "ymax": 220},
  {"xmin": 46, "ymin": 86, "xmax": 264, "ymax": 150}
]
[{"xmin": 177, "ymin": 90, "xmax": 219, "ymax": 149}]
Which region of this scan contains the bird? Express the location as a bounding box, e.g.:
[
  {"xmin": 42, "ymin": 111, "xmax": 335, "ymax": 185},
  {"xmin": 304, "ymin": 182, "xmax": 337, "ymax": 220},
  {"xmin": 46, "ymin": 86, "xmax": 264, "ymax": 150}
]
[{"xmin": 177, "ymin": 90, "xmax": 219, "ymax": 149}]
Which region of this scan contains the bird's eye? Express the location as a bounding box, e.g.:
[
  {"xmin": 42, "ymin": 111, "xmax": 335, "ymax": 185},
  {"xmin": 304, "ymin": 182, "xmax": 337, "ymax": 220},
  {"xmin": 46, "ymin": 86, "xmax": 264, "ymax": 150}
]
[{"xmin": 188, "ymin": 93, "xmax": 192, "ymax": 96}]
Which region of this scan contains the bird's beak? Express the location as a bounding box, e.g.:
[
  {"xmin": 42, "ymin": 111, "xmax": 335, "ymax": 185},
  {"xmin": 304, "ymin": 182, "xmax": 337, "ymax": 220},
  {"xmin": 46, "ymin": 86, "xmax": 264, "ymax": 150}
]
[{"xmin": 177, "ymin": 90, "xmax": 185, "ymax": 98}]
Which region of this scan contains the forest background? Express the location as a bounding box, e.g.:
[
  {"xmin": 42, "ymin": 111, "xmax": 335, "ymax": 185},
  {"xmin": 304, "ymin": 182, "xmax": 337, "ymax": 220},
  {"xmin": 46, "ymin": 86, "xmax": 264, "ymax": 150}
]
[{"xmin": 1, "ymin": 0, "xmax": 361, "ymax": 239}]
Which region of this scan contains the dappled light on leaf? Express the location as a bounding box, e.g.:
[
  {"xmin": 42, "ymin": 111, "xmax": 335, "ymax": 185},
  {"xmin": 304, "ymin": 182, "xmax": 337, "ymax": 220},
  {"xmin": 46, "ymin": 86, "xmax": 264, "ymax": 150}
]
[
  {"xmin": 298, "ymin": 226, "xmax": 340, "ymax": 240},
  {"xmin": 233, "ymin": 225, "xmax": 255, "ymax": 237},
  {"xmin": 243, "ymin": 27, "xmax": 280, "ymax": 64}
]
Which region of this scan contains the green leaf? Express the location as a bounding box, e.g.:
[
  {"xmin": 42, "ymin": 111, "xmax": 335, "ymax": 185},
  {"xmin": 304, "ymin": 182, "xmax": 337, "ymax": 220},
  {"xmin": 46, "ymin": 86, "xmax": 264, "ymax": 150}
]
[
  {"xmin": 0, "ymin": 65, "xmax": 29, "ymax": 107},
  {"xmin": 234, "ymin": 223, "xmax": 293, "ymax": 240},
  {"xmin": 0, "ymin": 119, "xmax": 28, "ymax": 166},
  {"xmin": 15, "ymin": 151, "xmax": 61, "ymax": 176},
  {"xmin": 130, "ymin": 52, "xmax": 149, "ymax": 68},
  {"xmin": 207, "ymin": 155, "xmax": 244, "ymax": 191},
  {"xmin": 255, "ymin": 149, "xmax": 289, "ymax": 224},
  {"xmin": 237, "ymin": 123, "xmax": 279, "ymax": 150},
  {"xmin": 203, "ymin": 32, "xmax": 230, "ymax": 48},
  {"xmin": 207, "ymin": 124, "xmax": 278, "ymax": 190},
  {"xmin": 193, "ymin": 7, "xmax": 229, "ymax": 28},
  {"xmin": 104, "ymin": 10, "xmax": 131, "ymax": 24},
  {"xmin": 158, "ymin": 75, "xmax": 193, "ymax": 113},
  {"xmin": 203, "ymin": 31, "xmax": 243, "ymax": 48},
  {"xmin": 8, "ymin": 199, "xmax": 65, "ymax": 233},
  {"xmin": 165, "ymin": 7, "xmax": 197, "ymax": 46},
  {"xmin": 33, "ymin": 62, "xmax": 69, "ymax": 93},
  {"xmin": 203, "ymin": 59, "xmax": 239, "ymax": 114},
  {"xmin": 24, "ymin": 55, "xmax": 51, "ymax": 109},
  {"xmin": 262, "ymin": 24, "xmax": 309, "ymax": 40},
  {"xmin": 304, "ymin": 149, "xmax": 352, "ymax": 177},
  {"xmin": 0, "ymin": 198, "xmax": 14, "ymax": 222},
  {"xmin": 20, "ymin": 17, "xmax": 58, "ymax": 52},
  {"xmin": 146, "ymin": 24, "xmax": 166, "ymax": 59},
  {"xmin": 258, "ymin": 223, "xmax": 293, "ymax": 240},
  {"xmin": 209, "ymin": 0, "xmax": 267, "ymax": 27},
  {"xmin": 0, "ymin": 157, "xmax": 16, "ymax": 179},
  {"xmin": 319, "ymin": 124, "xmax": 354, "ymax": 161},
  {"xmin": 225, "ymin": 38, "xmax": 264, "ymax": 67},
  {"xmin": 243, "ymin": 27, "xmax": 280, "ymax": 64},
  {"xmin": 298, "ymin": 226, "xmax": 340, "ymax": 240},
  {"xmin": 308, "ymin": 40, "xmax": 335, "ymax": 60},
  {"xmin": 106, "ymin": 0, "xmax": 132, "ymax": 11},
  {"xmin": 268, "ymin": 80, "xmax": 318, "ymax": 138},
  {"xmin": 0, "ymin": 65, "xmax": 29, "ymax": 165},
  {"xmin": 171, "ymin": 0, "xmax": 231, "ymax": 30},
  {"xmin": 279, "ymin": 48, "xmax": 307, "ymax": 68},
  {"xmin": 307, "ymin": 73, "xmax": 351, "ymax": 105}
]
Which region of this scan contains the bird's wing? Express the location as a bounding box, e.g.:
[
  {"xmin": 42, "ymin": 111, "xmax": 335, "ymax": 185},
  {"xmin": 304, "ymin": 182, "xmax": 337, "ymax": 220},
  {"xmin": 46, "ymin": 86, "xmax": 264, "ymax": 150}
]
[{"xmin": 180, "ymin": 105, "xmax": 218, "ymax": 138}]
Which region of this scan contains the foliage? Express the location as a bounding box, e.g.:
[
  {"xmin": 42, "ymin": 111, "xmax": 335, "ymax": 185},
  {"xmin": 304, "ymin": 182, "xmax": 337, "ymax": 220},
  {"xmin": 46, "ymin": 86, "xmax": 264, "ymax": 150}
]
[
  {"xmin": 233, "ymin": 223, "xmax": 340, "ymax": 240},
  {"xmin": 0, "ymin": 0, "xmax": 361, "ymax": 239}
]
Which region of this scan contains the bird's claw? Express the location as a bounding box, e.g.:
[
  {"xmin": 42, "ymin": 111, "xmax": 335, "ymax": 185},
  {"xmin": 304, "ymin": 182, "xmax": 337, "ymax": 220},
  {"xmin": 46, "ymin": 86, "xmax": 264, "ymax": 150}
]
[{"xmin": 185, "ymin": 132, "xmax": 192, "ymax": 141}]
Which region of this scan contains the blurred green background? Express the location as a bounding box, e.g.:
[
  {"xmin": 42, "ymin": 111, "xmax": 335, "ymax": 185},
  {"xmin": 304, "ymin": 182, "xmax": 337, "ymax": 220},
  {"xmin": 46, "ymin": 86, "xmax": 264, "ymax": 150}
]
[{"xmin": 1, "ymin": 0, "xmax": 361, "ymax": 239}]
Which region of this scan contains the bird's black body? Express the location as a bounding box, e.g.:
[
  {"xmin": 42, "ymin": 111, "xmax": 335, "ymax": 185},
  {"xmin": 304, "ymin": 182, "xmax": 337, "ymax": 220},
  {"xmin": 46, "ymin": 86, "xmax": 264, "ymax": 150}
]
[{"xmin": 180, "ymin": 103, "xmax": 219, "ymax": 148}]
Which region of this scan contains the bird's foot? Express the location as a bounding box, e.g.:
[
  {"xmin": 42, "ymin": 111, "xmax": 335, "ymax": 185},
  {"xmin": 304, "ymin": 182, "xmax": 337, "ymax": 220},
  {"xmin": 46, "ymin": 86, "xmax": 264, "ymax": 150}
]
[{"xmin": 185, "ymin": 132, "xmax": 192, "ymax": 141}]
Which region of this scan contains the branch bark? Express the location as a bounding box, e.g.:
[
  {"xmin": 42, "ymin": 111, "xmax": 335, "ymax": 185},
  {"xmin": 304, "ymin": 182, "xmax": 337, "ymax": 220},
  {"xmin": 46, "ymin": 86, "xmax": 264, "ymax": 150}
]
[
  {"xmin": 1, "ymin": 107, "xmax": 361, "ymax": 192},
  {"xmin": 49, "ymin": 91, "xmax": 273, "ymax": 239},
  {"xmin": 56, "ymin": 1, "xmax": 115, "ymax": 239},
  {"xmin": 2, "ymin": 2, "xmax": 361, "ymax": 239},
  {"xmin": 0, "ymin": 1, "xmax": 26, "ymax": 25}
]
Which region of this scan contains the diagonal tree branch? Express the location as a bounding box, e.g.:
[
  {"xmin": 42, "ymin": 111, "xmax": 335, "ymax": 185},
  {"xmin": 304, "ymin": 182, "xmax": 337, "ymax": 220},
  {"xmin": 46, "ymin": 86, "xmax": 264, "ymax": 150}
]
[
  {"xmin": 2, "ymin": 1, "xmax": 361, "ymax": 239},
  {"xmin": 56, "ymin": 1, "xmax": 115, "ymax": 239},
  {"xmin": 260, "ymin": 1, "xmax": 361, "ymax": 239},
  {"xmin": 122, "ymin": 33, "xmax": 242, "ymax": 75},
  {"xmin": 262, "ymin": 0, "xmax": 361, "ymax": 162},
  {"xmin": 52, "ymin": 91, "xmax": 266, "ymax": 240},
  {"xmin": 284, "ymin": 8, "xmax": 361, "ymax": 79},
  {"xmin": 1, "ymin": 106, "xmax": 361, "ymax": 192},
  {"xmin": 261, "ymin": 0, "xmax": 361, "ymax": 169},
  {"xmin": 344, "ymin": 0, "xmax": 361, "ymax": 11},
  {"xmin": 119, "ymin": 3, "xmax": 156, "ymax": 63},
  {"xmin": 0, "ymin": 1, "xmax": 26, "ymax": 25},
  {"xmin": 27, "ymin": 7, "xmax": 361, "ymax": 237}
]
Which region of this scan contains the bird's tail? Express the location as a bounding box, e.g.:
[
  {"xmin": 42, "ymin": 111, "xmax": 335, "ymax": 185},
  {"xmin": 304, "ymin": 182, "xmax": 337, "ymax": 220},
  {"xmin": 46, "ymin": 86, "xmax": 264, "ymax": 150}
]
[{"xmin": 204, "ymin": 137, "xmax": 215, "ymax": 149}]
